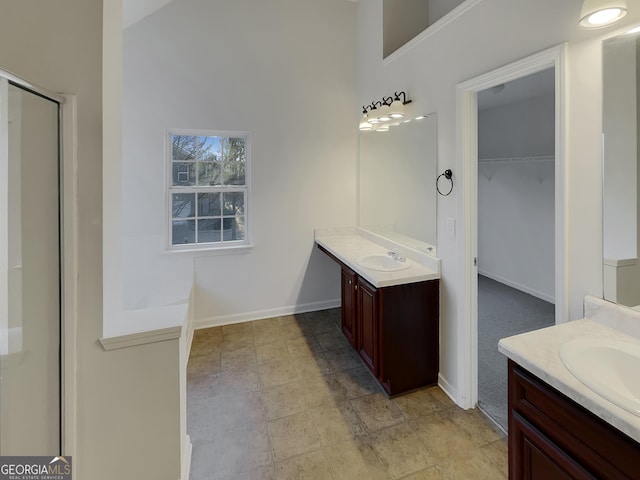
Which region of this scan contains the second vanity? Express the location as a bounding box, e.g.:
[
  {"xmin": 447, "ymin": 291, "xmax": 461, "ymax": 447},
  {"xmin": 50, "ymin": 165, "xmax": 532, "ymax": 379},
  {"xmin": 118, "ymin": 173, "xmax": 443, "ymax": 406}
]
[
  {"xmin": 499, "ymin": 296, "xmax": 640, "ymax": 479},
  {"xmin": 315, "ymin": 227, "xmax": 441, "ymax": 397}
]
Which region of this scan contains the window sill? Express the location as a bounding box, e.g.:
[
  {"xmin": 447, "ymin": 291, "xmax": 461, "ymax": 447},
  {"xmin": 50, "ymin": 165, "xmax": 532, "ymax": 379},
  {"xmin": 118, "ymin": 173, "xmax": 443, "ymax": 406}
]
[{"xmin": 162, "ymin": 244, "xmax": 254, "ymax": 256}]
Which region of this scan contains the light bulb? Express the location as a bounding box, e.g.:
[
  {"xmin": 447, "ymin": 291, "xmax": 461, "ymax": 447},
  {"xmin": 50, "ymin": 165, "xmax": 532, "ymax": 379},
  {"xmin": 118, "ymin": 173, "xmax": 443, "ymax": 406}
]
[
  {"xmin": 377, "ymin": 104, "xmax": 392, "ymax": 122},
  {"xmin": 579, "ymin": 0, "xmax": 627, "ymax": 28},
  {"xmin": 586, "ymin": 8, "xmax": 623, "ymax": 25},
  {"xmin": 389, "ymin": 99, "xmax": 405, "ymax": 118}
]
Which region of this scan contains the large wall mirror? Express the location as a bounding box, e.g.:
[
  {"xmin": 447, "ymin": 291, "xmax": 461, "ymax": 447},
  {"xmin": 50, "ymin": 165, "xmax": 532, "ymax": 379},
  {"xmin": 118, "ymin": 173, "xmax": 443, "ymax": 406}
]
[
  {"xmin": 602, "ymin": 32, "xmax": 640, "ymax": 309},
  {"xmin": 358, "ymin": 113, "xmax": 437, "ymax": 255}
]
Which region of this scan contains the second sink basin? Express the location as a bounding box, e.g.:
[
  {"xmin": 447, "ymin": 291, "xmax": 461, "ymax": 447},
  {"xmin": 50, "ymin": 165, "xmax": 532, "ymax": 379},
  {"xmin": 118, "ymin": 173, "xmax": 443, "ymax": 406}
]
[
  {"xmin": 560, "ymin": 336, "xmax": 640, "ymax": 417},
  {"xmin": 357, "ymin": 254, "xmax": 411, "ymax": 272}
]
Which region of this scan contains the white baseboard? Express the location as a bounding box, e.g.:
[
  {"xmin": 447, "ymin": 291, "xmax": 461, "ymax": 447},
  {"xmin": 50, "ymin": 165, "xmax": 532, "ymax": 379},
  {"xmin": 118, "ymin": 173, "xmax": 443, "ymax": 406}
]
[
  {"xmin": 194, "ymin": 299, "xmax": 341, "ymax": 329},
  {"xmin": 437, "ymin": 373, "xmax": 459, "ymax": 407},
  {"xmin": 478, "ymin": 269, "xmax": 555, "ymax": 304}
]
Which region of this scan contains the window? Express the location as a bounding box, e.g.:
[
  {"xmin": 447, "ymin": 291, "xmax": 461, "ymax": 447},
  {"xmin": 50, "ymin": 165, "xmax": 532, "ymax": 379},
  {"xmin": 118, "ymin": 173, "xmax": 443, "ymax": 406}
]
[{"xmin": 167, "ymin": 130, "xmax": 250, "ymax": 250}]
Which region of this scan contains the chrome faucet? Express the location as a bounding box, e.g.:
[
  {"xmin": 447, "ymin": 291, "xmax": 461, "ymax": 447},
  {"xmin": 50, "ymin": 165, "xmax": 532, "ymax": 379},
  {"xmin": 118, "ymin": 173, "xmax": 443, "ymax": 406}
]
[{"xmin": 387, "ymin": 251, "xmax": 406, "ymax": 262}]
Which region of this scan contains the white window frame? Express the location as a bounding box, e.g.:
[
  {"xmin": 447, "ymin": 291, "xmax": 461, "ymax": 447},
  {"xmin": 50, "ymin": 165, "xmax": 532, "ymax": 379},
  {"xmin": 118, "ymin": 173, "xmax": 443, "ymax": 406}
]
[{"xmin": 165, "ymin": 129, "xmax": 252, "ymax": 253}]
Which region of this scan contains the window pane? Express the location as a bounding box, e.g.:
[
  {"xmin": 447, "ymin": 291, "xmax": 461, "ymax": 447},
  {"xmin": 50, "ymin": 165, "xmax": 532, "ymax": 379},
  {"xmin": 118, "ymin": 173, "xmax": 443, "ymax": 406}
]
[
  {"xmin": 224, "ymin": 216, "xmax": 245, "ymax": 241},
  {"xmin": 199, "ymin": 136, "xmax": 222, "ymax": 161},
  {"xmin": 222, "ymin": 192, "xmax": 245, "ymax": 216},
  {"xmin": 198, "ymin": 218, "xmax": 222, "ymax": 243},
  {"xmin": 172, "ymin": 135, "xmax": 197, "ymax": 160},
  {"xmin": 223, "ymin": 137, "xmax": 246, "ymax": 185},
  {"xmin": 198, "ymin": 162, "xmax": 221, "ymax": 186},
  {"xmin": 172, "ymin": 219, "xmax": 196, "ymax": 245},
  {"xmin": 223, "ymin": 137, "xmax": 246, "ymax": 162},
  {"xmin": 172, "ymin": 162, "xmax": 196, "ymax": 186},
  {"xmin": 223, "ymin": 161, "xmax": 245, "ymax": 186},
  {"xmin": 198, "ymin": 192, "xmax": 221, "ymax": 217},
  {"xmin": 172, "ymin": 193, "xmax": 195, "ymax": 218}
]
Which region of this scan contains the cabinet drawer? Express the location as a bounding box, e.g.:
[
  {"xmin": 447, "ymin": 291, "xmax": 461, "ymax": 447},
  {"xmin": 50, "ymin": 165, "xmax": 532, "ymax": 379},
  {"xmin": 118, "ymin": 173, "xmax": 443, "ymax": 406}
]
[
  {"xmin": 509, "ymin": 361, "xmax": 640, "ymax": 479},
  {"xmin": 511, "ymin": 410, "xmax": 596, "ymax": 480}
]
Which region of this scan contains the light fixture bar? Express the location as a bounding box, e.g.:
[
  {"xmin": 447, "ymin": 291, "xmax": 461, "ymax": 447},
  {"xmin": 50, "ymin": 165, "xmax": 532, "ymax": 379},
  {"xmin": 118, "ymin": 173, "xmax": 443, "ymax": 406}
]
[{"xmin": 359, "ymin": 91, "xmax": 412, "ymax": 132}]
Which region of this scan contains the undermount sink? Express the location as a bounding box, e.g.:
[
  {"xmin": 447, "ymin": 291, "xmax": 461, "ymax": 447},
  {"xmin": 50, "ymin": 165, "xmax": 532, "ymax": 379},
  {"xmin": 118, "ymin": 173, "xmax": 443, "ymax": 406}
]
[
  {"xmin": 560, "ymin": 337, "xmax": 640, "ymax": 417},
  {"xmin": 356, "ymin": 254, "xmax": 411, "ymax": 272}
]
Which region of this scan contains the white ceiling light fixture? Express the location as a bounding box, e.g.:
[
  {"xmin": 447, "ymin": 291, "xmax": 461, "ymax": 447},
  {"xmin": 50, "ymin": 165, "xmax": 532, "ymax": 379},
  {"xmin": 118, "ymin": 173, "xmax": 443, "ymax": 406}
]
[{"xmin": 579, "ymin": 0, "xmax": 627, "ymax": 28}]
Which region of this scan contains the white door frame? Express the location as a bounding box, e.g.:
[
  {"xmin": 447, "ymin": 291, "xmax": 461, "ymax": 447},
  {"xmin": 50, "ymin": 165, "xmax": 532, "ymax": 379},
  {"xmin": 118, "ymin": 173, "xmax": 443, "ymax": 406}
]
[{"xmin": 455, "ymin": 44, "xmax": 568, "ymax": 409}]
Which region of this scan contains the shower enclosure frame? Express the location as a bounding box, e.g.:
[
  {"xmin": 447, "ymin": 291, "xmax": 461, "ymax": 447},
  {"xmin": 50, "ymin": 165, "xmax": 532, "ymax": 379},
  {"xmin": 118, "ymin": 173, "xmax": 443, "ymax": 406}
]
[{"xmin": 0, "ymin": 68, "xmax": 78, "ymax": 457}]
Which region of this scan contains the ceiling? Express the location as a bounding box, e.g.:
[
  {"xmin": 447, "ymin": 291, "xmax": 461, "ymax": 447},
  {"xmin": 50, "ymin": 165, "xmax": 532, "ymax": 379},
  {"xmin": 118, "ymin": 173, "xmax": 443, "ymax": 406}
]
[
  {"xmin": 123, "ymin": 0, "xmax": 176, "ymax": 28},
  {"xmin": 477, "ymin": 67, "xmax": 555, "ymax": 111},
  {"xmin": 123, "ymin": 0, "xmax": 359, "ymax": 28}
]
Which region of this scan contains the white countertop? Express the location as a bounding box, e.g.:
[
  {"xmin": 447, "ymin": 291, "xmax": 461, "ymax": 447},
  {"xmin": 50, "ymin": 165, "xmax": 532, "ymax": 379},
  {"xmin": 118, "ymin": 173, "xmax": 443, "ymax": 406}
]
[
  {"xmin": 499, "ymin": 300, "xmax": 640, "ymax": 444},
  {"xmin": 314, "ymin": 227, "xmax": 440, "ymax": 288}
]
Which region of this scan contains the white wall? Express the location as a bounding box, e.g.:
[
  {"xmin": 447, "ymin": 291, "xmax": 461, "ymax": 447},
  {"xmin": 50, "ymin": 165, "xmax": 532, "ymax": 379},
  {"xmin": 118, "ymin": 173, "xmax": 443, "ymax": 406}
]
[
  {"xmin": 357, "ymin": 0, "xmax": 640, "ymax": 403},
  {"xmin": 478, "ymin": 94, "xmax": 555, "ymax": 302},
  {"xmin": 122, "ymin": 0, "xmax": 358, "ymax": 324}
]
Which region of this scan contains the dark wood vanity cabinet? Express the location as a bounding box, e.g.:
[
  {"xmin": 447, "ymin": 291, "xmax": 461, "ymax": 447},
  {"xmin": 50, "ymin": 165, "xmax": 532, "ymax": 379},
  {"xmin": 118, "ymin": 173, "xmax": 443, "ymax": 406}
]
[
  {"xmin": 354, "ymin": 273, "xmax": 439, "ymax": 396},
  {"xmin": 318, "ymin": 243, "xmax": 439, "ymax": 396},
  {"xmin": 340, "ymin": 266, "xmax": 357, "ymax": 347},
  {"xmin": 357, "ymin": 276, "xmax": 378, "ymax": 376},
  {"xmin": 508, "ymin": 360, "xmax": 640, "ymax": 480}
]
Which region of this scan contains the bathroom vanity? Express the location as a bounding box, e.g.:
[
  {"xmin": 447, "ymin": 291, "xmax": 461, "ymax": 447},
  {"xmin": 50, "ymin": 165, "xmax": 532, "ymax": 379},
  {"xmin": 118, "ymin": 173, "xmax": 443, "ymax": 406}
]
[
  {"xmin": 499, "ymin": 297, "xmax": 640, "ymax": 479},
  {"xmin": 315, "ymin": 227, "xmax": 440, "ymax": 396}
]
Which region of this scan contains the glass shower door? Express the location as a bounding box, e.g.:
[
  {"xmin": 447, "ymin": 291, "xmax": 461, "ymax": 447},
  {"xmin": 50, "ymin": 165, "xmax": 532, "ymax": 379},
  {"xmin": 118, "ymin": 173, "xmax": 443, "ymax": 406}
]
[{"xmin": 0, "ymin": 79, "xmax": 61, "ymax": 454}]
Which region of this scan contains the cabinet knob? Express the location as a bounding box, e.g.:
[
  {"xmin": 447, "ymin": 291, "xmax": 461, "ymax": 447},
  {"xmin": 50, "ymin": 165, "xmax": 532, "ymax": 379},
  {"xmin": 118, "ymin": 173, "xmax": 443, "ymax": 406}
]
[
  {"xmin": 348, "ymin": 280, "xmax": 352, "ymax": 285},
  {"xmin": 355, "ymin": 284, "xmax": 358, "ymax": 290}
]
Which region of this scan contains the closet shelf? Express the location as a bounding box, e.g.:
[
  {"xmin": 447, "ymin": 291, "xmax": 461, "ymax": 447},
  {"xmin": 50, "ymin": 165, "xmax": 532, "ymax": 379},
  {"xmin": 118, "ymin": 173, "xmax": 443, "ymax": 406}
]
[{"xmin": 478, "ymin": 155, "xmax": 554, "ymax": 165}]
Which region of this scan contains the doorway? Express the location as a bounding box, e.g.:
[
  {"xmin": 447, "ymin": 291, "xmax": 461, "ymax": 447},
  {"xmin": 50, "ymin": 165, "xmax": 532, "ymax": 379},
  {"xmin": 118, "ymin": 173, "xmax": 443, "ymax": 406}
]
[
  {"xmin": 456, "ymin": 45, "xmax": 568, "ymax": 412},
  {"xmin": 476, "ymin": 69, "xmax": 556, "ymax": 430},
  {"xmin": 0, "ymin": 75, "xmax": 63, "ymax": 454}
]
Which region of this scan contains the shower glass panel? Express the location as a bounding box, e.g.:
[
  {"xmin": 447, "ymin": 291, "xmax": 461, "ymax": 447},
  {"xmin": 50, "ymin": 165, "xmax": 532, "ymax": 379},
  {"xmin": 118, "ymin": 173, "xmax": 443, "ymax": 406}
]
[{"xmin": 0, "ymin": 80, "xmax": 61, "ymax": 454}]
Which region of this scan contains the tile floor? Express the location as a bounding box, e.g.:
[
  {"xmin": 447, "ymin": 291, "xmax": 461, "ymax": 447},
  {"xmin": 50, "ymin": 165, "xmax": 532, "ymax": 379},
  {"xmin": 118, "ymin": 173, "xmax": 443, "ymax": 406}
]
[{"xmin": 187, "ymin": 309, "xmax": 508, "ymax": 480}]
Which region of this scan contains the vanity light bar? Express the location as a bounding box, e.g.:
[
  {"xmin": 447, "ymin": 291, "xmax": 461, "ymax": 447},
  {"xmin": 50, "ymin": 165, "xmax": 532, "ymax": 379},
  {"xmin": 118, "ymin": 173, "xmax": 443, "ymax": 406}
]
[{"xmin": 359, "ymin": 91, "xmax": 412, "ymax": 131}]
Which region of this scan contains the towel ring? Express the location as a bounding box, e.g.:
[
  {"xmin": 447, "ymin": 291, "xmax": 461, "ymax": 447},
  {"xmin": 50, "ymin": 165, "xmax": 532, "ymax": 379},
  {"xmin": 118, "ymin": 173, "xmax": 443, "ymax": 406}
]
[{"xmin": 436, "ymin": 169, "xmax": 453, "ymax": 196}]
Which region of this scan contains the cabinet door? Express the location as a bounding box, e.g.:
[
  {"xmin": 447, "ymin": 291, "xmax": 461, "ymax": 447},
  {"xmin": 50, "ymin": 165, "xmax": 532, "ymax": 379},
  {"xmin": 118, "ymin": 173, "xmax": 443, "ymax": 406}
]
[
  {"xmin": 511, "ymin": 411, "xmax": 596, "ymax": 480},
  {"xmin": 357, "ymin": 278, "xmax": 378, "ymax": 376},
  {"xmin": 340, "ymin": 267, "xmax": 357, "ymax": 347}
]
